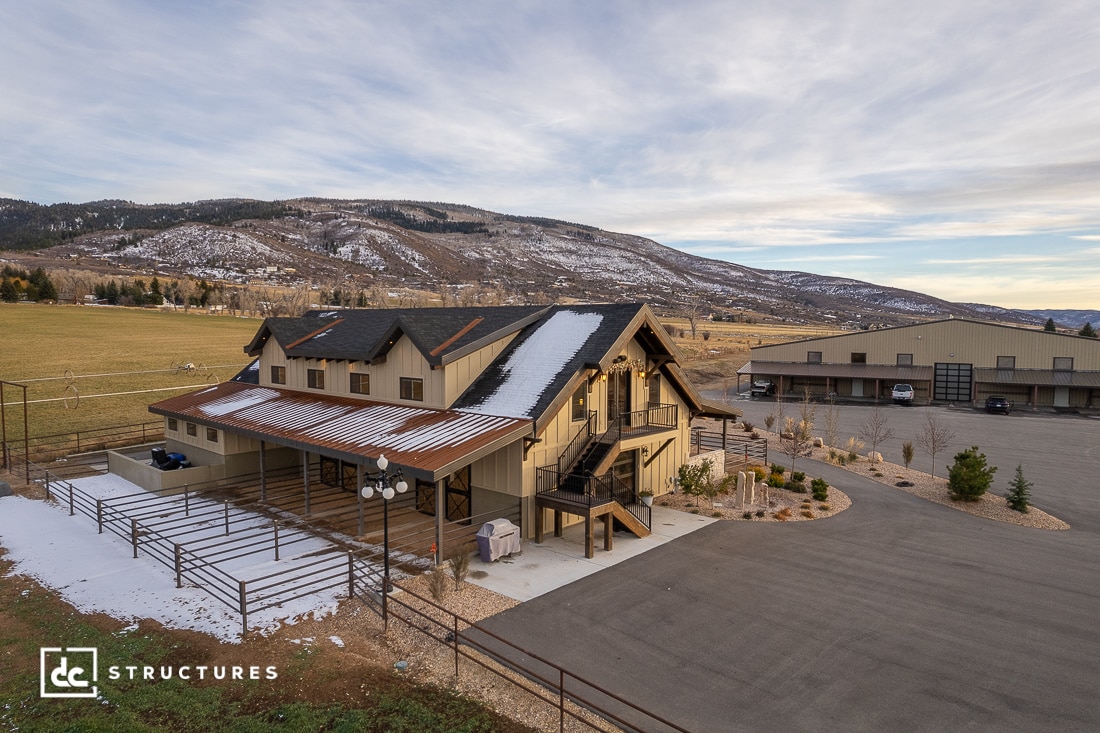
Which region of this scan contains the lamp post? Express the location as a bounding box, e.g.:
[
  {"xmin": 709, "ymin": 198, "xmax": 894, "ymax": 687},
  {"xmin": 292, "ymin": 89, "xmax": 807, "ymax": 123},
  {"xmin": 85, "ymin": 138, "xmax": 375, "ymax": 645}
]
[{"xmin": 360, "ymin": 454, "xmax": 408, "ymax": 586}]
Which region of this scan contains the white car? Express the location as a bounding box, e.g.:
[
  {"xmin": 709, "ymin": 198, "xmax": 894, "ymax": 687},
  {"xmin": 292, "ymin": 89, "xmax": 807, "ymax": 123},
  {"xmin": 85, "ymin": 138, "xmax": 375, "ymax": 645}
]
[{"xmin": 891, "ymin": 383, "xmax": 914, "ymax": 403}]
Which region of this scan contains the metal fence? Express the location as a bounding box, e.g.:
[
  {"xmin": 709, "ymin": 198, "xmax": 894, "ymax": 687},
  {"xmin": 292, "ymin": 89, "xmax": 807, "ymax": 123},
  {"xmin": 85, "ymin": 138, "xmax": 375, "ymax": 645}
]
[{"xmin": 385, "ymin": 581, "xmax": 692, "ymax": 733}]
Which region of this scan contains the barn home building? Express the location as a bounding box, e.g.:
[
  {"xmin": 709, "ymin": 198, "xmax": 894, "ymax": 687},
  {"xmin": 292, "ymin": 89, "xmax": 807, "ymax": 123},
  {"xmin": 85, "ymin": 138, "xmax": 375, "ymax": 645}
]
[
  {"xmin": 144, "ymin": 303, "xmax": 738, "ymax": 559},
  {"xmin": 741, "ymin": 318, "xmax": 1100, "ymax": 409}
]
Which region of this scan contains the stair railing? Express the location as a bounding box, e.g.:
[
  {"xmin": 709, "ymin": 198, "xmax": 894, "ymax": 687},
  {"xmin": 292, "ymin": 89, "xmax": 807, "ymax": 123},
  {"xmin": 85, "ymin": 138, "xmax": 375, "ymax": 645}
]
[{"xmin": 557, "ymin": 411, "xmax": 597, "ymax": 476}]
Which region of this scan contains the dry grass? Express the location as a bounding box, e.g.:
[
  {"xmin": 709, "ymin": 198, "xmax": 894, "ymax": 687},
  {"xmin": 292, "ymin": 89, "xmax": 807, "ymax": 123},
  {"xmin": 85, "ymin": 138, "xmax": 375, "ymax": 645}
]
[{"xmin": 0, "ymin": 304, "xmax": 258, "ymax": 438}]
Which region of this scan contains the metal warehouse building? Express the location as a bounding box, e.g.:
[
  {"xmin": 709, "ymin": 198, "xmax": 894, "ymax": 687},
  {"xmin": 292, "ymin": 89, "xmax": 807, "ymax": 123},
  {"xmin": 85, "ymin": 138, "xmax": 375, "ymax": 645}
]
[{"xmin": 739, "ymin": 318, "xmax": 1100, "ymax": 410}]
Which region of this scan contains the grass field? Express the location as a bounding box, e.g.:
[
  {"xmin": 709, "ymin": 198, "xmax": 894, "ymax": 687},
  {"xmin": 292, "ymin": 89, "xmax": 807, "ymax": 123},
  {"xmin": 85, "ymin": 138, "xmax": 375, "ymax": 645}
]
[{"xmin": 0, "ymin": 304, "xmax": 259, "ymax": 440}]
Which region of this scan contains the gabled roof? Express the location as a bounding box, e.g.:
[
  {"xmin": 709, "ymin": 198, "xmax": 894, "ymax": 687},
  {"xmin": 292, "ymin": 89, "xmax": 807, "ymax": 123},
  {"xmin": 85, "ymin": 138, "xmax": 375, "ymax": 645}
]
[
  {"xmin": 454, "ymin": 303, "xmax": 738, "ymax": 426},
  {"xmin": 245, "ymin": 305, "xmax": 550, "ymax": 366},
  {"xmin": 149, "ymin": 381, "xmax": 532, "ymax": 482}
]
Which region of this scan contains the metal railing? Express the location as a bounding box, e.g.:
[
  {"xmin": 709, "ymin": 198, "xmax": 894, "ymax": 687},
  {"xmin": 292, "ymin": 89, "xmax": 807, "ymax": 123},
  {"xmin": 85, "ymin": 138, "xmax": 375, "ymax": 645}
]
[
  {"xmin": 557, "ymin": 411, "xmax": 597, "ymax": 475},
  {"xmin": 692, "ymin": 430, "xmax": 768, "ymax": 465},
  {"xmin": 385, "ymin": 581, "xmax": 692, "ymax": 733},
  {"xmin": 4, "ymin": 421, "xmax": 163, "ymax": 466},
  {"xmin": 535, "ymin": 467, "xmax": 651, "ymax": 530}
]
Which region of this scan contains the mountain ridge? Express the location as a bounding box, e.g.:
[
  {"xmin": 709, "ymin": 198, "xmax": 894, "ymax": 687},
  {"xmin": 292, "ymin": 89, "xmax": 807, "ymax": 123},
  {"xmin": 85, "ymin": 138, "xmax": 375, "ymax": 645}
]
[{"xmin": 0, "ymin": 197, "xmax": 1044, "ymax": 327}]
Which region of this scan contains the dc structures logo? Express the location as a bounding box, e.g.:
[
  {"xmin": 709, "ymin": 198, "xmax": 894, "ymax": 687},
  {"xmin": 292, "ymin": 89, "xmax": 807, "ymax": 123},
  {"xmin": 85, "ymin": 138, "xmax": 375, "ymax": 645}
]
[{"xmin": 40, "ymin": 647, "xmax": 98, "ymax": 698}]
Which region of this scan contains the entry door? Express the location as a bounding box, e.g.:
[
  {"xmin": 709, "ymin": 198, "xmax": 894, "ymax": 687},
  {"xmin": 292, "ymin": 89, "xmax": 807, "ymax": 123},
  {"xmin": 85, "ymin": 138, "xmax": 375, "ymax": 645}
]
[
  {"xmin": 851, "ymin": 379, "xmax": 864, "ymax": 397},
  {"xmin": 934, "ymin": 363, "xmax": 973, "ymax": 402},
  {"xmin": 1054, "ymin": 387, "xmax": 1070, "ymax": 407},
  {"xmin": 608, "ymin": 371, "xmax": 631, "ymax": 424}
]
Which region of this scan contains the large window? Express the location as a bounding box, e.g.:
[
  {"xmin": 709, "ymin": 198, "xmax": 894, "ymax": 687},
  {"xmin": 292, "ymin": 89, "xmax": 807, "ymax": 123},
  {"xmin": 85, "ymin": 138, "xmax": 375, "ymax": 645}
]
[
  {"xmin": 996, "ymin": 356, "xmax": 1016, "ymax": 369},
  {"xmin": 400, "ymin": 377, "xmax": 424, "ymax": 401},
  {"xmin": 186, "ymin": 422, "xmax": 197, "ymax": 437},
  {"xmin": 350, "ymin": 373, "xmax": 370, "ymax": 395},
  {"xmin": 571, "ymin": 384, "xmax": 587, "ymax": 421},
  {"xmin": 934, "ymin": 362, "xmax": 972, "ymax": 402},
  {"xmin": 167, "ymin": 418, "xmax": 178, "ymax": 432},
  {"xmin": 851, "ymin": 352, "xmax": 867, "ymax": 364},
  {"xmin": 271, "ymin": 365, "xmax": 286, "ymax": 385},
  {"xmin": 307, "ymin": 368, "xmax": 325, "ymax": 389},
  {"xmin": 206, "ymin": 427, "xmax": 219, "ymax": 443},
  {"xmin": 807, "ymin": 351, "xmax": 822, "ymax": 364},
  {"xmin": 1053, "ymin": 357, "xmax": 1074, "ymax": 371},
  {"xmin": 896, "ymin": 353, "xmax": 913, "ymax": 366}
]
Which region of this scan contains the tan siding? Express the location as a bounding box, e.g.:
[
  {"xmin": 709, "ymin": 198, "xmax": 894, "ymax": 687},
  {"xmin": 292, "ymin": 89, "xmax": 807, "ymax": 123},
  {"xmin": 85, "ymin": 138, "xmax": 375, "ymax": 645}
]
[
  {"xmin": 443, "ymin": 334, "xmax": 518, "ymax": 406},
  {"xmin": 754, "ymin": 320, "xmax": 1100, "ymax": 370}
]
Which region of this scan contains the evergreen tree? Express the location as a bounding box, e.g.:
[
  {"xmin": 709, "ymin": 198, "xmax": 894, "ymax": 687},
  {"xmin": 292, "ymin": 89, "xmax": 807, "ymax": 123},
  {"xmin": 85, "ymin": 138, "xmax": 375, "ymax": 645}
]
[
  {"xmin": 1043, "ymin": 317, "xmax": 1057, "ymax": 332},
  {"xmin": 0, "ymin": 276, "xmax": 19, "ymax": 302},
  {"xmin": 947, "ymin": 446, "xmax": 997, "ymax": 502},
  {"xmin": 29, "ymin": 268, "xmax": 57, "ymax": 301},
  {"xmin": 1005, "ymin": 465, "xmax": 1032, "ymax": 513},
  {"xmin": 1079, "ymin": 322, "xmax": 1097, "ymax": 338}
]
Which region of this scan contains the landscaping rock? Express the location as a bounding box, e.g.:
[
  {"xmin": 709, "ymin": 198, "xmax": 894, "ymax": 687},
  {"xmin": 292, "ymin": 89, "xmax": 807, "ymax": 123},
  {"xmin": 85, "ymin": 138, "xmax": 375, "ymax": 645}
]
[{"xmin": 0, "ymin": 481, "xmax": 13, "ymax": 497}]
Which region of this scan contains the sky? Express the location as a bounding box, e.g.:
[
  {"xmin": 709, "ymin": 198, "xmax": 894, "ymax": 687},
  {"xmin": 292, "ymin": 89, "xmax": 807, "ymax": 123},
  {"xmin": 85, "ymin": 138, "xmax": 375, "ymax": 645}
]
[{"xmin": 1, "ymin": 1, "xmax": 1099, "ymax": 310}]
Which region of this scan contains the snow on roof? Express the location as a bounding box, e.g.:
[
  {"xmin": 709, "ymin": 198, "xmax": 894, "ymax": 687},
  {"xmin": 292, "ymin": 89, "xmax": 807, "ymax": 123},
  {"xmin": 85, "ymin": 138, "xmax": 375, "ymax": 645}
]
[{"xmin": 461, "ymin": 310, "xmax": 603, "ymax": 419}]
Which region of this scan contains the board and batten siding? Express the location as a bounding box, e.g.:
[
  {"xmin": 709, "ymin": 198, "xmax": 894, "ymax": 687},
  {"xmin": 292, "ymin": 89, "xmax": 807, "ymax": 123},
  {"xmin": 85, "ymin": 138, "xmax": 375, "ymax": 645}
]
[{"xmin": 753, "ymin": 320, "xmax": 1100, "ymax": 370}]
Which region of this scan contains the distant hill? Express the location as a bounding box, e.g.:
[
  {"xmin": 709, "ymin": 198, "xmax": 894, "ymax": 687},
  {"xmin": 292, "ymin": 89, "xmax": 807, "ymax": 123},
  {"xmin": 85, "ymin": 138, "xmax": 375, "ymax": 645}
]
[
  {"xmin": 0, "ymin": 197, "xmax": 1043, "ymax": 327},
  {"xmin": 1023, "ymin": 310, "xmax": 1100, "ymax": 330}
]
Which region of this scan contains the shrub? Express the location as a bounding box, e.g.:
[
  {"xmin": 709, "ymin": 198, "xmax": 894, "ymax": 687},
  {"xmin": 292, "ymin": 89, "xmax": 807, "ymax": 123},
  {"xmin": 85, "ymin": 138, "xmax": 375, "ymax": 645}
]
[
  {"xmin": 770, "ymin": 463, "xmax": 785, "ymax": 476},
  {"xmin": 764, "ymin": 415, "xmax": 776, "ymax": 431},
  {"xmin": 712, "ymin": 511, "xmax": 723, "ymax": 518},
  {"xmin": 748, "ymin": 465, "xmax": 766, "ymax": 482},
  {"xmin": 818, "ymin": 504, "xmax": 831, "ymax": 511},
  {"xmin": 800, "ymin": 510, "xmax": 814, "ymax": 519},
  {"xmin": 742, "ymin": 511, "xmax": 753, "ymax": 519},
  {"xmin": 766, "ymin": 474, "xmax": 786, "ymax": 488},
  {"xmin": 742, "ymin": 421, "xmax": 754, "ymax": 432},
  {"xmin": 690, "ymin": 508, "xmax": 701, "ymax": 515},
  {"xmin": 775, "ymin": 507, "xmax": 792, "ymax": 521},
  {"xmin": 427, "ymin": 564, "xmax": 449, "ymax": 603},
  {"xmin": 810, "ymin": 477, "xmax": 828, "ymax": 501},
  {"xmin": 873, "ymin": 471, "xmax": 884, "ymax": 477},
  {"xmin": 791, "ymin": 471, "xmax": 806, "ymax": 483},
  {"xmin": 785, "ymin": 479, "xmax": 806, "ymax": 493},
  {"xmin": 1005, "ymin": 464, "xmax": 1032, "ymax": 513},
  {"xmin": 752, "ymin": 430, "xmax": 761, "ymax": 439},
  {"xmin": 449, "ymin": 548, "xmax": 471, "ymax": 591},
  {"xmin": 947, "ymin": 446, "xmax": 997, "ymax": 502},
  {"xmin": 755, "ymin": 509, "xmax": 766, "ymax": 517}
]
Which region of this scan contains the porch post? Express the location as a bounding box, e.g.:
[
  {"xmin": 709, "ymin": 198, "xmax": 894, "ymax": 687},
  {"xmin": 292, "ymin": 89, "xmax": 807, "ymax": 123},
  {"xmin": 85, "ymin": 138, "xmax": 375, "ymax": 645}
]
[
  {"xmin": 435, "ymin": 477, "xmax": 446, "ymax": 565},
  {"xmin": 357, "ymin": 464, "xmax": 364, "ymax": 536},
  {"xmin": 584, "ymin": 515, "xmax": 594, "ymax": 559},
  {"xmin": 302, "ymin": 450, "xmax": 310, "ymax": 515},
  {"xmin": 554, "ymin": 509, "xmax": 563, "ymax": 537},
  {"xmin": 259, "ymin": 441, "xmax": 267, "ymax": 501},
  {"xmin": 535, "ymin": 504, "xmax": 544, "ymax": 544},
  {"xmin": 722, "ymin": 418, "xmax": 728, "ymax": 450},
  {"xmin": 602, "ymin": 514, "xmax": 612, "ymax": 552},
  {"xmin": 1032, "ymin": 384, "xmax": 1038, "ymax": 408}
]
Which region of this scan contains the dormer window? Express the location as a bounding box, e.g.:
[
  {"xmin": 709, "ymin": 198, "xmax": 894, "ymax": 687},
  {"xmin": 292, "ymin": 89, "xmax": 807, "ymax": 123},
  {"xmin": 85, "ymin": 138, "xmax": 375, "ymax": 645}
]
[
  {"xmin": 307, "ymin": 369, "xmax": 325, "ymax": 390},
  {"xmin": 350, "ymin": 373, "xmax": 370, "ymax": 395},
  {"xmin": 271, "ymin": 366, "xmax": 286, "ymax": 385}
]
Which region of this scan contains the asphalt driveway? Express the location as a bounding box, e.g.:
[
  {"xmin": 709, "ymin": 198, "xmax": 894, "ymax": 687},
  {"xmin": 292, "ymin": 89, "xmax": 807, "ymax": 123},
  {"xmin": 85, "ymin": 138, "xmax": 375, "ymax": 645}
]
[{"xmin": 477, "ymin": 407, "xmax": 1100, "ymax": 731}]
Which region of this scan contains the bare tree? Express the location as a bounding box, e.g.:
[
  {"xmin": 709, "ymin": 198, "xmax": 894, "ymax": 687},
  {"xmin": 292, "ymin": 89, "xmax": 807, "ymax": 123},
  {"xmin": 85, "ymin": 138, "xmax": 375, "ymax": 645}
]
[
  {"xmin": 858, "ymin": 407, "xmax": 895, "ymax": 466},
  {"xmin": 916, "ymin": 411, "xmax": 956, "ymax": 478},
  {"xmin": 823, "ymin": 399, "xmax": 841, "ymax": 456},
  {"xmin": 684, "ymin": 295, "xmax": 703, "ymax": 339},
  {"xmin": 779, "ymin": 414, "xmax": 814, "ymax": 476}
]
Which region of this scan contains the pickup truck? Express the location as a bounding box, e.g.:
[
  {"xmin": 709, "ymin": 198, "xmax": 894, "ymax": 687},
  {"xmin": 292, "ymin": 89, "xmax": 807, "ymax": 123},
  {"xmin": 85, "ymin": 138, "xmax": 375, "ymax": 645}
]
[
  {"xmin": 751, "ymin": 380, "xmax": 776, "ymax": 397},
  {"xmin": 891, "ymin": 383, "xmax": 914, "ymax": 404}
]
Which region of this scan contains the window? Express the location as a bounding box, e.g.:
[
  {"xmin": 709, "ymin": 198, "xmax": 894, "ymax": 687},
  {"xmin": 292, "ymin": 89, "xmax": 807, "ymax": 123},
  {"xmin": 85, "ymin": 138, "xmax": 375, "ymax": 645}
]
[
  {"xmin": 270, "ymin": 365, "xmax": 286, "ymax": 384},
  {"xmin": 996, "ymin": 356, "xmax": 1016, "ymax": 369},
  {"xmin": 350, "ymin": 373, "xmax": 370, "ymax": 395},
  {"xmin": 206, "ymin": 427, "xmax": 218, "ymax": 443},
  {"xmin": 807, "ymin": 351, "xmax": 822, "ymax": 364},
  {"xmin": 896, "ymin": 353, "xmax": 913, "ymax": 366},
  {"xmin": 1053, "ymin": 357, "xmax": 1074, "ymax": 371},
  {"xmin": 400, "ymin": 377, "xmax": 424, "ymax": 401},
  {"xmin": 647, "ymin": 372, "xmax": 661, "ymax": 407},
  {"xmin": 571, "ymin": 384, "xmax": 587, "ymax": 421},
  {"xmin": 186, "ymin": 422, "xmax": 197, "ymax": 437},
  {"xmin": 851, "ymin": 352, "xmax": 867, "ymax": 364},
  {"xmin": 307, "ymin": 368, "xmax": 325, "ymax": 389},
  {"xmin": 167, "ymin": 418, "xmax": 178, "ymax": 432}
]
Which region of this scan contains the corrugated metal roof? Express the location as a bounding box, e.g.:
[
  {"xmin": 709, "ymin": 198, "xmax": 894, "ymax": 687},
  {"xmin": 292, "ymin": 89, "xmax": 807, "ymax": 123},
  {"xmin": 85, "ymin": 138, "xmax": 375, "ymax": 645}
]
[
  {"xmin": 973, "ymin": 368, "xmax": 1100, "ymax": 387},
  {"xmin": 149, "ymin": 382, "xmax": 532, "ymax": 482},
  {"xmin": 738, "ymin": 361, "xmax": 934, "ymax": 381}
]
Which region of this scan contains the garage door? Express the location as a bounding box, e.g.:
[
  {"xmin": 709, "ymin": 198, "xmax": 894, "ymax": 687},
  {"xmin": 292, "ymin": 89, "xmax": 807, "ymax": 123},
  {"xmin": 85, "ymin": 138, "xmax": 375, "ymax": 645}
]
[{"xmin": 934, "ymin": 363, "xmax": 972, "ymax": 402}]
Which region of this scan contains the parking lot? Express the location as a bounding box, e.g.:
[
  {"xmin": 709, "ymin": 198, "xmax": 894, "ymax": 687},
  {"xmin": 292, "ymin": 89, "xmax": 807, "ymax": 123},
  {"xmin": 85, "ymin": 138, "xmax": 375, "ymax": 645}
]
[{"xmin": 479, "ymin": 403, "xmax": 1100, "ymax": 731}]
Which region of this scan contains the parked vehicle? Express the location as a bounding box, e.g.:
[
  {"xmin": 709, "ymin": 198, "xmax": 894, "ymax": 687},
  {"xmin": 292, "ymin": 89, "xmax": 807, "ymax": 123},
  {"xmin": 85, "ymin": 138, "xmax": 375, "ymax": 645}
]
[
  {"xmin": 751, "ymin": 379, "xmax": 776, "ymax": 396},
  {"xmin": 985, "ymin": 396, "xmax": 1012, "ymax": 414},
  {"xmin": 891, "ymin": 383, "xmax": 914, "ymax": 404}
]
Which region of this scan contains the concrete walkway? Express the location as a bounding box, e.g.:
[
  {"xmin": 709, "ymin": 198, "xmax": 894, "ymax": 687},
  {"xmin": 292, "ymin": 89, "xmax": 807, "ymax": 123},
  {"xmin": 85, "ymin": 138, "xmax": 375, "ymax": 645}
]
[{"xmin": 466, "ymin": 505, "xmax": 716, "ymax": 601}]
